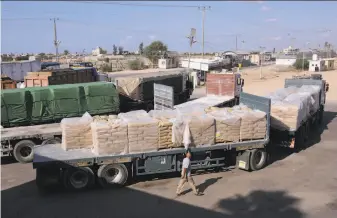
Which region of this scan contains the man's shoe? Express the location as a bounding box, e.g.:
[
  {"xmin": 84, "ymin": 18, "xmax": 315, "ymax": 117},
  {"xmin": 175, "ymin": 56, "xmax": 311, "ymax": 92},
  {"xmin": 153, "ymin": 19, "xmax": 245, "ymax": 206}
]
[{"xmin": 195, "ymin": 192, "xmax": 204, "ymax": 196}]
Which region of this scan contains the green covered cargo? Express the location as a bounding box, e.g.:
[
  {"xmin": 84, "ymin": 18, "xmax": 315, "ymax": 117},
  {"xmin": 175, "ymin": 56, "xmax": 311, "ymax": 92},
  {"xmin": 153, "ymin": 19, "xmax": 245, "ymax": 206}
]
[
  {"xmin": 50, "ymin": 84, "xmax": 86, "ymax": 120},
  {"xmin": 0, "ymin": 82, "xmax": 120, "ymax": 127},
  {"xmin": 27, "ymin": 87, "xmax": 54, "ymax": 124},
  {"xmin": 1, "ymin": 89, "xmax": 31, "ymax": 127},
  {"xmin": 82, "ymin": 82, "xmax": 120, "ymax": 115}
]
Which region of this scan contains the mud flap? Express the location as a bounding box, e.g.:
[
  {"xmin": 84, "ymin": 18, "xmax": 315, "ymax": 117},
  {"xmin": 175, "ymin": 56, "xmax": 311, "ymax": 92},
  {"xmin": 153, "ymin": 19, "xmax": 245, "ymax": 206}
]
[{"xmin": 237, "ymin": 150, "xmax": 251, "ymax": 171}]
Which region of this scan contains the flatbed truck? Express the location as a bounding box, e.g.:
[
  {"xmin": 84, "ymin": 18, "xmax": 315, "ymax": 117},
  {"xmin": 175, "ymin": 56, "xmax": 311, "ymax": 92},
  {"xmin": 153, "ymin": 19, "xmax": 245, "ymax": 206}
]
[{"xmin": 33, "ymin": 92, "xmax": 271, "ymax": 190}]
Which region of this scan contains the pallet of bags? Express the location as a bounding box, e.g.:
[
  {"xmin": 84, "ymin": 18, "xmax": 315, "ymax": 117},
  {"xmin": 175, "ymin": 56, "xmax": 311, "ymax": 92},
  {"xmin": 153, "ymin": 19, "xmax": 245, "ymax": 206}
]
[
  {"xmin": 148, "ymin": 110, "xmax": 180, "ymax": 149},
  {"xmin": 206, "ymin": 108, "xmax": 241, "ymax": 143},
  {"xmin": 61, "ymin": 112, "xmax": 93, "ymax": 150},
  {"xmin": 175, "ymin": 108, "xmax": 215, "ymax": 148},
  {"xmin": 118, "ymin": 110, "xmax": 149, "ymax": 119},
  {"xmin": 121, "ymin": 116, "xmax": 159, "ymax": 153},
  {"xmin": 91, "ymin": 119, "xmax": 128, "ymax": 155},
  {"xmin": 231, "ymin": 108, "xmax": 267, "ymax": 141}
]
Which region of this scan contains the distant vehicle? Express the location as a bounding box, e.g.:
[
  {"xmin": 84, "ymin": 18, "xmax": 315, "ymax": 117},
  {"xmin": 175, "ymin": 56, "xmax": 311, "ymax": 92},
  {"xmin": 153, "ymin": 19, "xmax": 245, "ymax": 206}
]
[
  {"xmin": 69, "ymin": 62, "xmax": 94, "ymax": 68},
  {"xmin": 41, "ymin": 62, "xmax": 60, "ymax": 70}
]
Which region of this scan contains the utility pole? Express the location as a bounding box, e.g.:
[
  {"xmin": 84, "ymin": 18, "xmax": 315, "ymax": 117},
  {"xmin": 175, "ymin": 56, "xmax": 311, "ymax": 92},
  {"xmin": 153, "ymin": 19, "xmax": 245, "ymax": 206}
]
[
  {"xmin": 302, "ymin": 42, "xmax": 310, "ymax": 72},
  {"xmin": 50, "ymin": 18, "xmax": 61, "ymax": 62},
  {"xmin": 187, "ymin": 28, "xmax": 197, "ymax": 69},
  {"xmin": 259, "ymin": 46, "xmax": 266, "ymax": 79},
  {"xmin": 198, "ymin": 6, "xmax": 211, "ymax": 59}
]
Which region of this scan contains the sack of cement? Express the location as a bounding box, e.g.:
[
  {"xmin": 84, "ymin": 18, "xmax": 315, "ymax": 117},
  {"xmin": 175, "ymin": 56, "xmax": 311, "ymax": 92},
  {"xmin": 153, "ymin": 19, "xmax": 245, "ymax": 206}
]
[
  {"xmin": 91, "ymin": 119, "xmax": 128, "ymax": 155},
  {"xmin": 148, "ymin": 110, "xmax": 179, "ymax": 149},
  {"xmin": 266, "ymin": 87, "xmax": 299, "ymax": 102},
  {"xmin": 118, "ymin": 110, "xmax": 149, "ymax": 119},
  {"xmin": 207, "ymin": 109, "xmax": 241, "ymax": 143},
  {"xmin": 122, "ymin": 116, "xmax": 159, "ymax": 153},
  {"xmin": 232, "ymin": 109, "xmax": 267, "ymax": 141},
  {"xmin": 61, "ymin": 112, "xmax": 93, "ymax": 150}
]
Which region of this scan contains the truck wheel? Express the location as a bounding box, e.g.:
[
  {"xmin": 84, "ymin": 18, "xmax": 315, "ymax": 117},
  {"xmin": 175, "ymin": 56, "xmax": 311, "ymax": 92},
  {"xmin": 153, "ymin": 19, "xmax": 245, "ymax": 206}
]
[
  {"xmin": 13, "ymin": 140, "xmax": 35, "ymax": 163},
  {"xmin": 249, "ymin": 149, "xmax": 267, "ymax": 171},
  {"xmin": 63, "ymin": 167, "xmax": 95, "ymax": 191},
  {"xmin": 41, "ymin": 137, "xmax": 62, "ymax": 146},
  {"xmin": 97, "ymin": 164, "xmax": 128, "ymax": 188}
]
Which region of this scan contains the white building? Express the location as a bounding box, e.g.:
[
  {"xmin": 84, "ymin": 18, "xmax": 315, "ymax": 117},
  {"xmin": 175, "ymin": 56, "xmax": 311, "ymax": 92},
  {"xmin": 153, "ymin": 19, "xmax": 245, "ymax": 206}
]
[
  {"xmin": 275, "ymin": 55, "xmax": 297, "ymax": 66},
  {"xmin": 283, "ymin": 46, "xmax": 299, "ymax": 55},
  {"xmin": 92, "ymin": 46, "xmax": 104, "ymax": 56}
]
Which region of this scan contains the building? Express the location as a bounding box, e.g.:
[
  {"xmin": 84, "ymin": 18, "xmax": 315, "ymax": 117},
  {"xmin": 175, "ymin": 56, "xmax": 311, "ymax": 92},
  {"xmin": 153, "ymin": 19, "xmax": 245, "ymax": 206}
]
[
  {"xmin": 309, "ymin": 60, "xmax": 324, "ymax": 72},
  {"xmin": 92, "ymin": 46, "xmax": 104, "ymax": 56},
  {"xmin": 322, "ymin": 58, "xmax": 335, "ymax": 71},
  {"xmin": 283, "ymin": 46, "xmax": 300, "ymax": 55},
  {"xmin": 250, "ymin": 53, "xmax": 260, "ymax": 65},
  {"xmin": 275, "ymin": 54, "xmax": 297, "ymax": 66}
]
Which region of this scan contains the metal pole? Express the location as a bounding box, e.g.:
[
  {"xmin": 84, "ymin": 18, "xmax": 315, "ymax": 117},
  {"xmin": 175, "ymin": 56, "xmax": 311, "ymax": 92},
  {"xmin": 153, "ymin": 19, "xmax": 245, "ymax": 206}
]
[
  {"xmin": 235, "ymin": 35, "xmax": 238, "ymax": 51},
  {"xmin": 202, "ymin": 8, "xmax": 205, "ymax": 59},
  {"xmin": 50, "ymin": 18, "xmax": 60, "ymax": 62}
]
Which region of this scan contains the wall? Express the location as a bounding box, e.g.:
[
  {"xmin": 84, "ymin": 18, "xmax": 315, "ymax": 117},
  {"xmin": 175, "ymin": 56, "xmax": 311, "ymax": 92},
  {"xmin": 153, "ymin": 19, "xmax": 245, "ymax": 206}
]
[
  {"xmin": 275, "ymin": 58, "xmax": 296, "ymax": 66},
  {"xmin": 1, "ymin": 60, "xmax": 41, "ymax": 81}
]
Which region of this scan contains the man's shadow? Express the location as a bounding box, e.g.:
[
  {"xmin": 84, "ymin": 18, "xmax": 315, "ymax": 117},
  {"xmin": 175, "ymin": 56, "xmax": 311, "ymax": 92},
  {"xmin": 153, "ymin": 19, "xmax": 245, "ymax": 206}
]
[{"xmin": 181, "ymin": 177, "xmax": 223, "ymax": 195}]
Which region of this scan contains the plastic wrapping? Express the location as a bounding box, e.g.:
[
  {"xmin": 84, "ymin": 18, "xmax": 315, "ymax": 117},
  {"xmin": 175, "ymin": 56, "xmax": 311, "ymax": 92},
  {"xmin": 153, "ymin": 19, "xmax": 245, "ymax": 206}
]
[
  {"xmin": 207, "ymin": 109, "xmax": 241, "ymax": 143},
  {"xmin": 61, "ymin": 112, "xmax": 93, "ymax": 150},
  {"xmin": 266, "ymin": 87, "xmax": 299, "ymax": 102},
  {"xmin": 231, "ymin": 109, "xmax": 267, "ymax": 140},
  {"xmin": 298, "ymin": 85, "xmax": 320, "ymax": 113},
  {"xmin": 178, "ymin": 114, "xmax": 215, "ymax": 148},
  {"xmin": 148, "ymin": 110, "xmax": 179, "ymax": 149},
  {"xmin": 118, "ymin": 110, "xmax": 149, "ymax": 119},
  {"xmin": 123, "ymin": 117, "xmax": 159, "ymax": 153},
  {"xmin": 91, "ymin": 119, "xmax": 128, "ymax": 155}
]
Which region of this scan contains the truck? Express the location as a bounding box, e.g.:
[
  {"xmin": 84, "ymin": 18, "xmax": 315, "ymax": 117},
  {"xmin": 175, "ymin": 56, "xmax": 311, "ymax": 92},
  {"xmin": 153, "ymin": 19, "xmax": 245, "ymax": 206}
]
[
  {"xmin": 1, "ymin": 71, "xmax": 195, "ymax": 163},
  {"xmin": 33, "ymin": 91, "xmax": 271, "ymax": 191},
  {"xmin": 31, "ymin": 74, "xmax": 329, "ymax": 191}
]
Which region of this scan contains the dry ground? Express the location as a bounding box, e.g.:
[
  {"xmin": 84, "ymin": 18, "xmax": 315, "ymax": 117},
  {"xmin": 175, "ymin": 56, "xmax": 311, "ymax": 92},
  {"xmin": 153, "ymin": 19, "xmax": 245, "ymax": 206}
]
[{"xmin": 2, "ymin": 67, "xmax": 337, "ymax": 218}]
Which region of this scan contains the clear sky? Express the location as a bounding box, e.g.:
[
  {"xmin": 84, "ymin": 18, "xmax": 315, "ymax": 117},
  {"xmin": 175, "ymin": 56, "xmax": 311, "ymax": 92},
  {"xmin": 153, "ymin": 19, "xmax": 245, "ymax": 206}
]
[{"xmin": 1, "ymin": 1, "xmax": 337, "ymax": 54}]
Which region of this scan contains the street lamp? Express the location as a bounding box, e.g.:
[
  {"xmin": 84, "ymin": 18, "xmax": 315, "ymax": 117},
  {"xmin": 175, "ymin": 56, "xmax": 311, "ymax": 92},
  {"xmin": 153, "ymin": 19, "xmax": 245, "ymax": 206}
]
[
  {"xmin": 302, "ymin": 42, "xmax": 310, "ymax": 71},
  {"xmin": 259, "ymin": 46, "xmax": 266, "ymax": 79}
]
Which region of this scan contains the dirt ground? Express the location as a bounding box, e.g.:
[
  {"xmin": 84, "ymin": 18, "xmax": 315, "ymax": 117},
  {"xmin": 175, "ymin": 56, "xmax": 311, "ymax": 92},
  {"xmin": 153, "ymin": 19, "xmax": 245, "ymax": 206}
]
[{"xmin": 2, "ymin": 66, "xmax": 337, "ymax": 218}]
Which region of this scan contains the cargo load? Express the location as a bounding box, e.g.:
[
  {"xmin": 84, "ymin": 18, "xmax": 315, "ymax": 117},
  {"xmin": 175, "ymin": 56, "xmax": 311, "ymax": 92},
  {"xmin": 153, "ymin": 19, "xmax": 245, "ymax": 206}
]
[
  {"xmin": 61, "ymin": 112, "xmax": 93, "ymax": 151},
  {"xmin": 268, "ymin": 86, "xmax": 318, "ymax": 131},
  {"xmin": 121, "ymin": 116, "xmax": 159, "ymax": 153},
  {"xmin": 207, "ymin": 108, "xmax": 241, "ymax": 143},
  {"xmin": 25, "ymin": 68, "xmax": 96, "ymax": 87},
  {"xmin": 115, "ymin": 70, "xmax": 185, "ymax": 102},
  {"xmin": 148, "ymin": 110, "xmax": 179, "ymax": 149},
  {"xmin": 206, "ymin": 73, "xmax": 242, "ymax": 97},
  {"xmin": 1, "ymin": 82, "xmax": 120, "ymax": 127},
  {"xmin": 91, "ymin": 119, "xmax": 128, "ymax": 155},
  {"xmin": 1, "ymin": 76, "xmax": 17, "ymax": 90},
  {"xmin": 1, "ymin": 89, "xmax": 31, "ymax": 127}
]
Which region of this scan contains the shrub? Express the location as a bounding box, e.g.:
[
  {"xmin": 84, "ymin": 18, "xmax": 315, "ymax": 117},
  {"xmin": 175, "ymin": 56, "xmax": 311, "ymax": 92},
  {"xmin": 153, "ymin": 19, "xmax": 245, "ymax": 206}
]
[
  {"xmin": 128, "ymin": 59, "xmax": 144, "ymax": 70},
  {"xmin": 293, "ymin": 59, "xmax": 309, "ymax": 70},
  {"xmin": 100, "ymin": 64, "xmax": 112, "ymax": 72}
]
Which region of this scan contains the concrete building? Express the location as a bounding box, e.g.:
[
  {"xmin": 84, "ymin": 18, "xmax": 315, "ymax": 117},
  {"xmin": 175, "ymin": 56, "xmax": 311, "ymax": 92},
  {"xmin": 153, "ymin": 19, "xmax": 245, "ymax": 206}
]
[
  {"xmin": 283, "ymin": 46, "xmax": 300, "ymax": 55},
  {"xmin": 309, "ymin": 60, "xmax": 324, "ymax": 72},
  {"xmin": 275, "ymin": 55, "xmax": 297, "ymax": 66},
  {"xmin": 92, "ymin": 46, "xmax": 104, "ymax": 56},
  {"xmin": 250, "ymin": 53, "xmax": 260, "ymax": 65},
  {"xmin": 322, "ymin": 58, "xmax": 335, "ymax": 71}
]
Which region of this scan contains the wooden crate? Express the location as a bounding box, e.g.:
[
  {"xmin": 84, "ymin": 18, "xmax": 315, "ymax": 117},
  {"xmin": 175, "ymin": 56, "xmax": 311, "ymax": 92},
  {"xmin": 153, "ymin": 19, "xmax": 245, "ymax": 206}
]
[
  {"xmin": 24, "ymin": 75, "xmax": 50, "ymax": 87},
  {"xmin": 1, "ymin": 80, "xmax": 17, "ymax": 89}
]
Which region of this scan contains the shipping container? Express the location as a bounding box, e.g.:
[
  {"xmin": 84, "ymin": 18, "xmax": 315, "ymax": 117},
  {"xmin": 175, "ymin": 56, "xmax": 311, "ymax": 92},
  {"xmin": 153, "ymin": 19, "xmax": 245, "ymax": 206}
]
[{"xmin": 206, "ymin": 73, "xmax": 242, "ymax": 97}]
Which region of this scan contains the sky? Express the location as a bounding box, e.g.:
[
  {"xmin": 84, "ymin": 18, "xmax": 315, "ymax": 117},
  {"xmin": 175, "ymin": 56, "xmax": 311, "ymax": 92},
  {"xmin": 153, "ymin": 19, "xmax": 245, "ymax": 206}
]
[{"xmin": 1, "ymin": 1, "xmax": 337, "ymax": 54}]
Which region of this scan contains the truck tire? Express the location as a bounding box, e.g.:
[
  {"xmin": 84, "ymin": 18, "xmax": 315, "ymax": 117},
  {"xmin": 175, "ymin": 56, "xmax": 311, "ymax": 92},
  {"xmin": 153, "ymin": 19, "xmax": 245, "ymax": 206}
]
[
  {"xmin": 97, "ymin": 164, "xmax": 128, "ymax": 188},
  {"xmin": 63, "ymin": 167, "xmax": 95, "ymax": 191},
  {"xmin": 13, "ymin": 140, "xmax": 36, "ymax": 163},
  {"xmin": 41, "ymin": 137, "xmax": 62, "ymax": 146},
  {"xmin": 249, "ymin": 149, "xmax": 267, "ymax": 171}
]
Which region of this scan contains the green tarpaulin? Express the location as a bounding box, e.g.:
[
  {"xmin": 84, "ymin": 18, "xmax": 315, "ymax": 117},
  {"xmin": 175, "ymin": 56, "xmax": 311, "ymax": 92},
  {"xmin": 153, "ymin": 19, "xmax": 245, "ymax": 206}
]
[{"xmin": 1, "ymin": 82, "xmax": 120, "ymax": 127}]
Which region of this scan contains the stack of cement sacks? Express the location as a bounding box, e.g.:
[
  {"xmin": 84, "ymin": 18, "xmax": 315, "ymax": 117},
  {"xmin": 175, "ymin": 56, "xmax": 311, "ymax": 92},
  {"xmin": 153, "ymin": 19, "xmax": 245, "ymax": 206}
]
[
  {"xmin": 91, "ymin": 117, "xmax": 128, "ymax": 155},
  {"xmin": 175, "ymin": 107, "xmax": 216, "ymax": 148},
  {"xmin": 61, "ymin": 112, "xmax": 93, "ymax": 150},
  {"xmin": 231, "ymin": 105, "xmax": 267, "ymax": 141},
  {"xmin": 148, "ymin": 110, "xmax": 179, "ymax": 149},
  {"xmin": 118, "ymin": 110, "xmax": 159, "ymax": 153},
  {"xmin": 206, "ymin": 108, "xmax": 241, "ymax": 143},
  {"xmin": 268, "ymin": 86, "xmax": 319, "ymax": 131}
]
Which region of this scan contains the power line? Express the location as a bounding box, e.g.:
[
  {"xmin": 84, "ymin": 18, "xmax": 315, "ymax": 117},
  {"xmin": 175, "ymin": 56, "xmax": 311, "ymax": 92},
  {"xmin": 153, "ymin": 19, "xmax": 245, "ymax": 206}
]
[{"xmin": 69, "ymin": 1, "xmax": 199, "ymax": 8}]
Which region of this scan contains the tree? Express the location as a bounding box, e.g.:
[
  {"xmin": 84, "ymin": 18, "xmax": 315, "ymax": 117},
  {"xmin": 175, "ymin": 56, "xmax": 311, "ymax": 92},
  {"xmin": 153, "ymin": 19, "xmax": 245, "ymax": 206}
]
[
  {"xmin": 113, "ymin": 44, "xmax": 117, "ymax": 55},
  {"xmin": 100, "ymin": 49, "xmax": 107, "ymax": 55},
  {"xmin": 144, "ymin": 40, "xmax": 168, "ymax": 65},
  {"xmin": 293, "ymin": 59, "xmax": 309, "ymax": 70},
  {"xmin": 118, "ymin": 46, "xmax": 124, "ymax": 55},
  {"xmin": 128, "ymin": 59, "xmax": 144, "ymax": 70},
  {"xmin": 64, "ymin": 50, "xmax": 70, "ymax": 55},
  {"xmin": 139, "ymin": 42, "xmax": 144, "ymax": 55}
]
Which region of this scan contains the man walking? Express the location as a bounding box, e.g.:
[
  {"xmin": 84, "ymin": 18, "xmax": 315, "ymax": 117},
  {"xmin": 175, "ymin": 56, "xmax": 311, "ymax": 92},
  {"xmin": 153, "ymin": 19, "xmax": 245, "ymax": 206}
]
[{"xmin": 176, "ymin": 149, "xmax": 203, "ymax": 196}]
